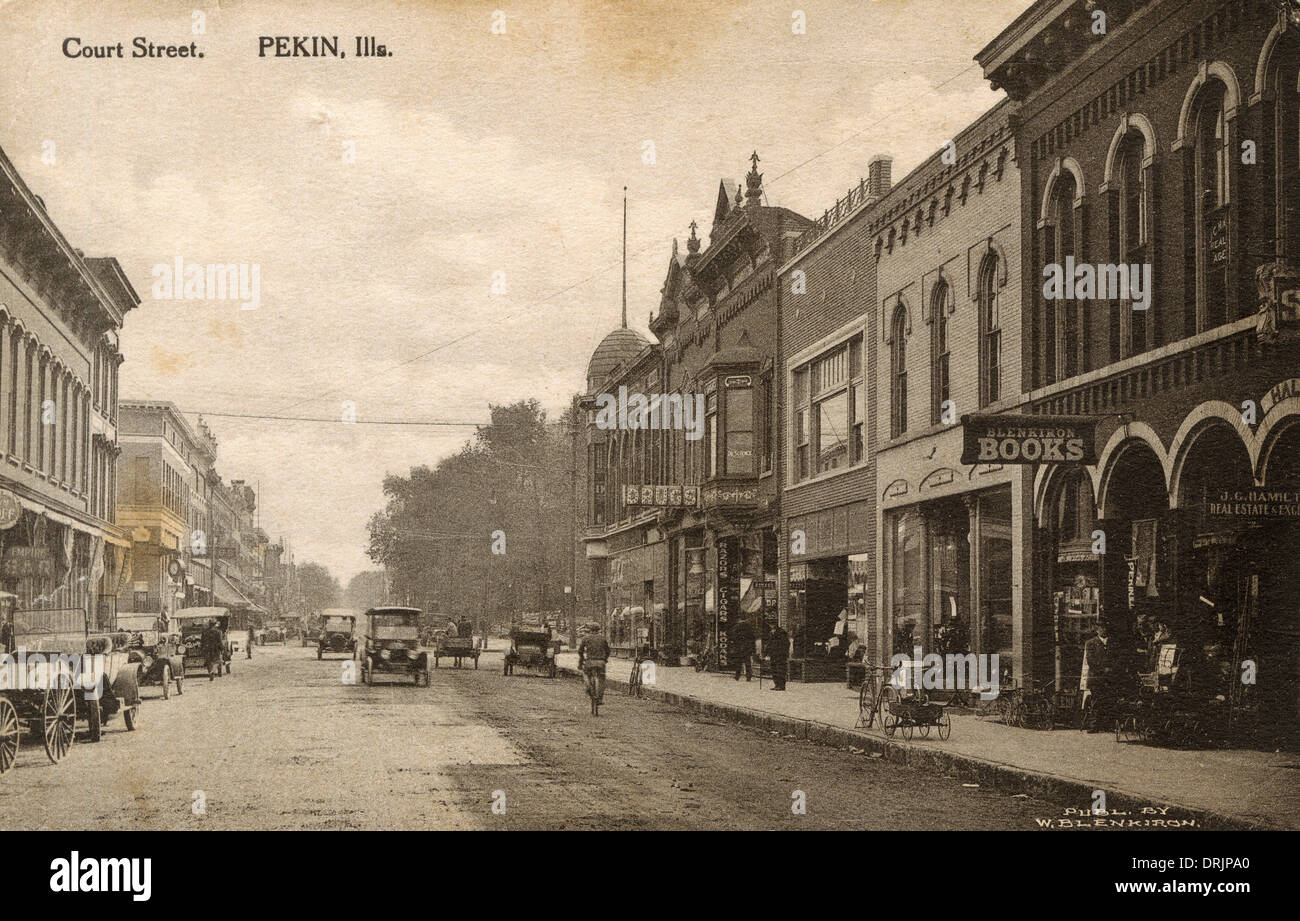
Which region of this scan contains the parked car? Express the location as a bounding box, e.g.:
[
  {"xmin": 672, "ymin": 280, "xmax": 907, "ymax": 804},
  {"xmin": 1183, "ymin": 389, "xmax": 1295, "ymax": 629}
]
[
  {"xmin": 357, "ymin": 607, "xmax": 429, "ymax": 686},
  {"xmin": 116, "ymin": 613, "xmax": 185, "ymax": 699},
  {"xmin": 173, "ymin": 607, "xmax": 232, "ymax": 676},
  {"xmin": 317, "ymin": 611, "xmax": 357, "ymax": 660}
]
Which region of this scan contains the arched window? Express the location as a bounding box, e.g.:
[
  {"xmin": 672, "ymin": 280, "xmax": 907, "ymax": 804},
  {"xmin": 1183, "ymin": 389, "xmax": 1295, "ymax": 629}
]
[
  {"xmin": 979, "ymin": 257, "xmax": 1002, "ymax": 407},
  {"xmin": 1195, "ymin": 82, "xmax": 1231, "ymax": 329},
  {"xmin": 890, "ymin": 306, "xmax": 908, "ymax": 438},
  {"xmin": 1048, "ymin": 174, "xmax": 1078, "ymax": 380},
  {"xmin": 1117, "ymin": 131, "xmax": 1151, "ymax": 356},
  {"xmin": 930, "ymin": 280, "xmax": 951, "ymax": 426}
]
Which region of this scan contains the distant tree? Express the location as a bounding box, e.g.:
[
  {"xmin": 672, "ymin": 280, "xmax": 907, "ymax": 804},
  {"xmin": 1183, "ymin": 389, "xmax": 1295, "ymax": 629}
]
[
  {"xmin": 344, "ymin": 570, "xmax": 387, "ymax": 610},
  {"xmin": 297, "ymin": 562, "xmax": 341, "ymax": 615}
]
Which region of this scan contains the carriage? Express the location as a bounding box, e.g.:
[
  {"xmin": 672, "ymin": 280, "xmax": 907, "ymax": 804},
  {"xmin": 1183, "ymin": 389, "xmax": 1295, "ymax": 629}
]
[
  {"xmin": 0, "ymin": 596, "xmax": 142, "ymax": 776},
  {"xmin": 433, "ymin": 633, "xmax": 479, "ymax": 669},
  {"xmin": 882, "ymin": 693, "xmax": 952, "ymax": 741}
]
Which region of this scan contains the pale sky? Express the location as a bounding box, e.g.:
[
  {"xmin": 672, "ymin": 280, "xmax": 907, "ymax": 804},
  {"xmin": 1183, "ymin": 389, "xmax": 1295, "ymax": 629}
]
[{"xmin": 0, "ymin": 0, "xmax": 1028, "ymax": 581}]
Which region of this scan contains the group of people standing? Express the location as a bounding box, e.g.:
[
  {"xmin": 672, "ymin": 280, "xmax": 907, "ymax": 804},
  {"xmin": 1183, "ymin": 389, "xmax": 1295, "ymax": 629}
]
[{"xmin": 725, "ymin": 618, "xmax": 790, "ymax": 691}]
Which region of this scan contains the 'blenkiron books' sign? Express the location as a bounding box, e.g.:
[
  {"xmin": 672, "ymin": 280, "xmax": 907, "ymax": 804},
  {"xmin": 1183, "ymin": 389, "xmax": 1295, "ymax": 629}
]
[
  {"xmin": 1206, "ymin": 489, "xmax": 1300, "ymax": 520},
  {"xmin": 960, "ymin": 414, "xmax": 1097, "ymax": 465}
]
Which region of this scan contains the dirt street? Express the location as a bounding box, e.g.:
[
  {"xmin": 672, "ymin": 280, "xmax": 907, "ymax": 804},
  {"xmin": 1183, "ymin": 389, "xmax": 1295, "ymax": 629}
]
[{"xmin": 2, "ymin": 644, "xmax": 1063, "ymax": 829}]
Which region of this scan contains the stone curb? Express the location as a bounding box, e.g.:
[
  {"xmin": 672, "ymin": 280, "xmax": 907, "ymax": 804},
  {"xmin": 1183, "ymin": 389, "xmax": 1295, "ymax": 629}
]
[{"xmin": 558, "ymin": 665, "xmax": 1269, "ymax": 830}]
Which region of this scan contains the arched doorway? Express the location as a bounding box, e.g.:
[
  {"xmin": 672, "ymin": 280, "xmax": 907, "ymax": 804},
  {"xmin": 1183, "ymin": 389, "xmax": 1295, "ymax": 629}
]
[
  {"xmin": 1040, "ymin": 467, "xmax": 1101, "ymax": 690},
  {"xmin": 1097, "ymin": 440, "xmax": 1169, "ymax": 647},
  {"xmin": 1258, "ymin": 422, "xmax": 1300, "ymax": 738},
  {"xmin": 1174, "ymin": 424, "xmax": 1254, "ymax": 668}
]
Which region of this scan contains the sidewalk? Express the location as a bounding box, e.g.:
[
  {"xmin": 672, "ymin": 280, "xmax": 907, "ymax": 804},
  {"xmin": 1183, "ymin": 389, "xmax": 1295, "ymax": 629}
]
[{"xmin": 556, "ymin": 652, "xmax": 1299, "ymax": 829}]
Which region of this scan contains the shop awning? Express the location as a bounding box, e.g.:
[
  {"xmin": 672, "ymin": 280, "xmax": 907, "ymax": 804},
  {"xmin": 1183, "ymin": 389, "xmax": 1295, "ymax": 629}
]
[
  {"xmin": 14, "ymin": 494, "xmax": 101, "ymax": 536},
  {"xmin": 213, "ymin": 571, "xmax": 266, "ymax": 613}
]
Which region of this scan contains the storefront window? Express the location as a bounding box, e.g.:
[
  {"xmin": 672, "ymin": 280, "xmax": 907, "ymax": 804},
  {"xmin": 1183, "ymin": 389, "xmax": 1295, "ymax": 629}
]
[
  {"xmin": 979, "ymin": 487, "xmax": 1014, "ymax": 673},
  {"xmin": 890, "ymin": 510, "xmax": 924, "ymax": 656}
]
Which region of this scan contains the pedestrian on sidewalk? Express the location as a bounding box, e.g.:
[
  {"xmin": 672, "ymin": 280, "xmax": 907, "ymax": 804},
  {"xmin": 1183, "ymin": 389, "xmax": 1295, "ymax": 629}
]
[
  {"xmin": 767, "ymin": 622, "xmax": 789, "ymax": 691},
  {"xmin": 1083, "ymin": 623, "xmax": 1116, "ymax": 732},
  {"xmin": 730, "ymin": 618, "xmax": 755, "ymax": 681},
  {"xmin": 246, "ymin": 627, "xmax": 253, "ymax": 659}
]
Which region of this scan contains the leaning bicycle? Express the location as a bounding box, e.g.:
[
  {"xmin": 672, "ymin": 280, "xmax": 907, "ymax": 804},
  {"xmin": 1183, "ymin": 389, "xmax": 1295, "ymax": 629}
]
[{"xmin": 855, "ymin": 663, "xmax": 902, "ymax": 731}]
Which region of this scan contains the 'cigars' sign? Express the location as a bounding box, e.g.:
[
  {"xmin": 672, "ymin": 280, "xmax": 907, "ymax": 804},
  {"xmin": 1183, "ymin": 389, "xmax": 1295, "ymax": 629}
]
[{"xmin": 960, "ymin": 414, "xmax": 1098, "ymax": 466}]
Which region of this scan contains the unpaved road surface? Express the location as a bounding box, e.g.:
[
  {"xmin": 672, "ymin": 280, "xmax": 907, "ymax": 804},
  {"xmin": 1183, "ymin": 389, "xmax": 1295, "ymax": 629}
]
[{"xmin": 2, "ymin": 644, "xmax": 1061, "ymax": 829}]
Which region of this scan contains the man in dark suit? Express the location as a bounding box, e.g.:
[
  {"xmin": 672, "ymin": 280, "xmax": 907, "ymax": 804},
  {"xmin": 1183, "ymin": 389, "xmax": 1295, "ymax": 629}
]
[
  {"xmin": 767, "ymin": 623, "xmax": 790, "ymax": 691},
  {"xmin": 1083, "ymin": 623, "xmax": 1115, "ymax": 731},
  {"xmin": 730, "ymin": 619, "xmax": 756, "ymax": 681}
]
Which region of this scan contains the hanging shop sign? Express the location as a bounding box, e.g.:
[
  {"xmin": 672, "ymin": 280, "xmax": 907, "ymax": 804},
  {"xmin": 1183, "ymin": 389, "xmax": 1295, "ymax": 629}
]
[
  {"xmin": 622, "ymin": 484, "xmax": 700, "ymax": 507},
  {"xmin": 0, "ymin": 489, "xmax": 20, "ymax": 530},
  {"xmin": 960, "ymin": 414, "xmax": 1097, "ymax": 465},
  {"xmin": 700, "ymin": 483, "xmax": 761, "ymax": 508},
  {"xmin": 3, "ymin": 546, "xmax": 55, "ymax": 579},
  {"xmin": 1205, "ymin": 488, "xmax": 1300, "ymax": 520}
]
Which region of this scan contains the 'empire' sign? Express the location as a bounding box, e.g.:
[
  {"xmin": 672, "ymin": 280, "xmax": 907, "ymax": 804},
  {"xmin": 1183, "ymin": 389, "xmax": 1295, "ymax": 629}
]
[{"xmin": 960, "ymin": 414, "xmax": 1098, "ymax": 466}]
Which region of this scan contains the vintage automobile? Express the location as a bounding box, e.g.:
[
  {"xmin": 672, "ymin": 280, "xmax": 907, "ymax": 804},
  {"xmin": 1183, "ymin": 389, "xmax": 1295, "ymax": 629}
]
[
  {"xmin": 0, "ymin": 596, "xmax": 142, "ymax": 776},
  {"xmin": 300, "ymin": 615, "xmax": 322, "ymax": 647},
  {"xmin": 259, "ymin": 620, "xmax": 287, "ymax": 645},
  {"xmin": 357, "ymin": 607, "xmax": 430, "ymax": 686},
  {"xmin": 116, "ymin": 613, "xmax": 185, "ymax": 699},
  {"xmin": 317, "ymin": 610, "xmax": 357, "ymax": 660},
  {"xmin": 173, "ymin": 607, "xmax": 233, "ymax": 677},
  {"xmin": 503, "ymin": 627, "xmax": 557, "ymax": 678}
]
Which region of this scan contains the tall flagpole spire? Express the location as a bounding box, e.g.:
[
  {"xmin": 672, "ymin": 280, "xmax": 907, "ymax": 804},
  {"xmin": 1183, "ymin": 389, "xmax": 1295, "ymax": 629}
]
[{"xmin": 621, "ymin": 186, "xmax": 628, "ymax": 329}]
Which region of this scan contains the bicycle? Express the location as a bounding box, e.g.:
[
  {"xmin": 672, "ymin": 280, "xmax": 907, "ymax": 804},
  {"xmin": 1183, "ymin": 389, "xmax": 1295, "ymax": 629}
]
[
  {"xmin": 627, "ymin": 655, "xmax": 645, "ymax": 698},
  {"xmin": 692, "ymin": 645, "xmax": 716, "ymax": 673},
  {"xmin": 855, "ymin": 663, "xmax": 903, "ymax": 731}
]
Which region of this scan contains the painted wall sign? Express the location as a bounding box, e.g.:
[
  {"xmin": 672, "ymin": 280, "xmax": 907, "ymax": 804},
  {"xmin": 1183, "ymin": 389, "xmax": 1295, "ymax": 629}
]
[
  {"xmin": 960, "ymin": 413, "xmax": 1097, "ymax": 465},
  {"xmin": 1261, "ymin": 378, "xmax": 1300, "ymax": 417},
  {"xmin": 1206, "ymin": 488, "xmax": 1300, "ymax": 520}
]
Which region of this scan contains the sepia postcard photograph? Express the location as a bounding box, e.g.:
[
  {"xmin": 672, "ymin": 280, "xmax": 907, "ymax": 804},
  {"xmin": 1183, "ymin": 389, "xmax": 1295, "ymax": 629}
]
[{"xmin": 0, "ymin": 0, "xmax": 1295, "ymax": 896}]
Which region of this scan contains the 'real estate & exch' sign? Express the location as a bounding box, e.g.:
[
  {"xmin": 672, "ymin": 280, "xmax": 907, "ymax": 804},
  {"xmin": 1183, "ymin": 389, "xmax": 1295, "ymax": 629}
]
[
  {"xmin": 960, "ymin": 414, "xmax": 1098, "ymax": 466},
  {"xmin": 1205, "ymin": 488, "xmax": 1300, "ymax": 520}
]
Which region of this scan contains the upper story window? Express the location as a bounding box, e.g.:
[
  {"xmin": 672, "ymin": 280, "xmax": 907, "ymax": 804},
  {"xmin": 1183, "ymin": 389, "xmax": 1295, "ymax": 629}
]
[
  {"xmin": 791, "ymin": 334, "xmax": 865, "ymax": 483},
  {"xmin": 1112, "ymin": 124, "xmax": 1154, "ymax": 358},
  {"xmin": 930, "ymin": 280, "xmax": 951, "ymax": 426},
  {"xmin": 890, "ymin": 307, "xmax": 908, "ymax": 438},
  {"xmin": 1047, "ymin": 174, "xmax": 1078, "ymax": 380},
  {"xmin": 979, "ymin": 256, "xmax": 1002, "ymax": 407},
  {"xmin": 1195, "ymin": 82, "xmax": 1231, "ymax": 330}
]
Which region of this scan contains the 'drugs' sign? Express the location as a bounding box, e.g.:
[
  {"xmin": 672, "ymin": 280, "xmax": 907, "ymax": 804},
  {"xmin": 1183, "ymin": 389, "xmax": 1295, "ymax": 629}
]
[{"xmin": 960, "ymin": 414, "xmax": 1098, "ymax": 466}]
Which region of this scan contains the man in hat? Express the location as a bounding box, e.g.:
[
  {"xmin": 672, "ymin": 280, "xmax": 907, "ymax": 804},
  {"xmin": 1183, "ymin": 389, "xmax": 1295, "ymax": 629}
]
[
  {"xmin": 767, "ymin": 621, "xmax": 790, "ymax": 691},
  {"xmin": 577, "ymin": 621, "xmax": 611, "ymax": 708},
  {"xmin": 201, "ymin": 618, "xmax": 224, "ymax": 681}
]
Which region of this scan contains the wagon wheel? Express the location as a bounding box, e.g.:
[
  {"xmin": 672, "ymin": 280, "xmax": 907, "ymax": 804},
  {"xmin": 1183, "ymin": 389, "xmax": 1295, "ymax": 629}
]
[
  {"xmin": 0, "ymin": 697, "xmax": 20, "ymax": 774},
  {"xmin": 160, "ymin": 664, "xmax": 172, "ymax": 700},
  {"xmin": 876, "ymin": 685, "xmax": 899, "ymax": 733},
  {"xmin": 123, "ymin": 701, "xmax": 139, "ymax": 731},
  {"xmin": 937, "ymin": 710, "xmax": 952, "ymax": 740},
  {"xmin": 918, "ymin": 721, "xmax": 931, "ymax": 738},
  {"xmin": 42, "ymin": 686, "xmax": 76, "ymax": 763},
  {"xmin": 883, "ymin": 711, "xmax": 898, "ymax": 738},
  {"xmin": 84, "ymin": 696, "xmax": 102, "ymax": 743},
  {"xmin": 901, "ymin": 720, "xmax": 914, "ymax": 742}
]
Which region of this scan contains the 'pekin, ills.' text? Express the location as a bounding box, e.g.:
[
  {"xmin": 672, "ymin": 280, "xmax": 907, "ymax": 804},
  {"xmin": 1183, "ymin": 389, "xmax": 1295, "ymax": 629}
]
[{"xmin": 257, "ymin": 36, "xmax": 392, "ymax": 58}]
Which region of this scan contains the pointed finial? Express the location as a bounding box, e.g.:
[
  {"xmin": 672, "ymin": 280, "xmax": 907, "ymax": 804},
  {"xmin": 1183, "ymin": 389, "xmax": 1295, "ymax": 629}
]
[
  {"xmin": 750, "ymin": 150, "xmax": 761, "ymax": 171},
  {"xmin": 687, "ymin": 220, "xmax": 700, "ymax": 254},
  {"xmin": 746, "ymin": 151, "xmax": 764, "ymax": 208}
]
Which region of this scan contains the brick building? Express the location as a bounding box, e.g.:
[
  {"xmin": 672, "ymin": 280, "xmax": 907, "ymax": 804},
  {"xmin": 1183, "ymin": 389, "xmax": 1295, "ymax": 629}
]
[
  {"xmin": 580, "ymin": 156, "xmax": 810, "ymax": 665},
  {"xmin": 868, "ymin": 103, "xmax": 1028, "ymax": 683},
  {"xmin": 978, "ymin": 0, "xmax": 1300, "ymax": 730}
]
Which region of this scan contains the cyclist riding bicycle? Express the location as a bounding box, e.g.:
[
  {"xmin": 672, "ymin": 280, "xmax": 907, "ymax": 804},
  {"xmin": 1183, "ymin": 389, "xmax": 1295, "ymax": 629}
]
[{"xmin": 577, "ymin": 622, "xmax": 611, "ymax": 705}]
